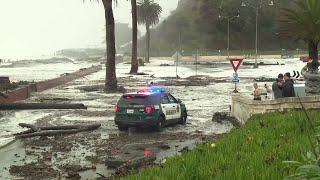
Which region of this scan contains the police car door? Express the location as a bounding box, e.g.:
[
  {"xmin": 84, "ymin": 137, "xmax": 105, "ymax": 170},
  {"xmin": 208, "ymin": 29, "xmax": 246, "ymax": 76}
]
[
  {"xmin": 160, "ymin": 94, "xmax": 174, "ymax": 120},
  {"xmin": 168, "ymin": 93, "xmax": 181, "ymax": 120}
]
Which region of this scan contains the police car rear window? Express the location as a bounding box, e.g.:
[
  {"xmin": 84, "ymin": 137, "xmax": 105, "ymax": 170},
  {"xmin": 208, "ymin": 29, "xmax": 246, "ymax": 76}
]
[{"xmin": 119, "ymin": 95, "xmax": 160, "ymax": 105}]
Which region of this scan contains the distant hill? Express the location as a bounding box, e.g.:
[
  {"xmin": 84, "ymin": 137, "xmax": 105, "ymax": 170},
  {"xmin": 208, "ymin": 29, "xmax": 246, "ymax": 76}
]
[{"xmin": 132, "ymin": 0, "xmax": 306, "ymax": 56}]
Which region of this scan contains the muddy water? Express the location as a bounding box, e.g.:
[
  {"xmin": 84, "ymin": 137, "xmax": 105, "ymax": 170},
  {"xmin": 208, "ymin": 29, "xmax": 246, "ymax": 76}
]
[
  {"xmin": 0, "ymin": 58, "xmax": 306, "ymax": 148},
  {"xmin": 0, "ymin": 58, "xmax": 307, "ymax": 179}
]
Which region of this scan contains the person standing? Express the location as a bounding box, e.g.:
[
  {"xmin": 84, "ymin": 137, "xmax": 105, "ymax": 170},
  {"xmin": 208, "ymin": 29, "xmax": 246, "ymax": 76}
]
[
  {"xmin": 282, "ymin": 72, "xmax": 295, "ymax": 97},
  {"xmin": 253, "ymin": 83, "xmax": 264, "ymax": 100},
  {"xmin": 272, "ymin": 74, "xmax": 284, "ymax": 99}
]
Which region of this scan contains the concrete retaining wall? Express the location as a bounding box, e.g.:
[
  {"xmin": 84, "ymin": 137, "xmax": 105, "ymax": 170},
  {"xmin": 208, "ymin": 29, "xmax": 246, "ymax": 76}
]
[
  {"xmin": 0, "ymin": 86, "xmax": 31, "ymax": 103},
  {"xmin": 231, "ymin": 93, "xmax": 320, "ymax": 124},
  {"xmin": 0, "ymin": 65, "xmax": 102, "ymax": 103}
]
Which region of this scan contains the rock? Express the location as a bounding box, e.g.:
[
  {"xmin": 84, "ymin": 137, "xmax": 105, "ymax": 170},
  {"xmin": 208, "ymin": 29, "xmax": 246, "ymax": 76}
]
[
  {"xmin": 212, "ymin": 112, "xmax": 241, "ymax": 128},
  {"xmin": 117, "ymin": 86, "xmax": 127, "ymax": 93},
  {"xmin": 115, "ymin": 156, "xmax": 156, "ymax": 176},
  {"xmin": 135, "ymin": 72, "xmax": 149, "ymax": 76},
  {"xmin": 195, "ymin": 130, "xmax": 203, "ymax": 134},
  {"xmin": 106, "ymin": 158, "xmax": 126, "ymax": 169},
  {"xmin": 158, "ymin": 144, "xmax": 170, "ymax": 150},
  {"xmin": 179, "ymin": 146, "xmax": 189, "ymax": 153},
  {"xmin": 160, "ymin": 64, "xmax": 171, "ymax": 66},
  {"xmin": 66, "ymin": 171, "xmax": 81, "ymax": 179}
]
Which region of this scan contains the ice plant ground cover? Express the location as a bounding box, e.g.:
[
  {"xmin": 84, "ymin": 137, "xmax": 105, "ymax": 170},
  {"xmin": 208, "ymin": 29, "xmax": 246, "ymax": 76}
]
[{"xmin": 123, "ymin": 110, "xmax": 320, "ymax": 180}]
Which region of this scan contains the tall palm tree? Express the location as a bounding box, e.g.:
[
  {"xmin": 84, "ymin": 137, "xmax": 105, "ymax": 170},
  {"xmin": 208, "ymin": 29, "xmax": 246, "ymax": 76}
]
[
  {"xmin": 129, "ymin": 0, "xmax": 139, "ymax": 74},
  {"xmin": 89, "ymin": 0, "xmax": 117, "ymax": 91},
  {"xmin": 278, "ymin": 0, "xmax": 320, "ymax": 72},
  {"xmin": 137, "ymin": 0, "xmax": 162, "ymax": 63}
]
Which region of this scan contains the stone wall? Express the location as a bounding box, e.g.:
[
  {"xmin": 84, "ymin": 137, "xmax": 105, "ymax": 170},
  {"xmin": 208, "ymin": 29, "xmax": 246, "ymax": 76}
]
[
  {"xmin": 231, "ymin": 93, "xmax": 320, "ymax": 124},
  {"xmin": 0, "ymin": 65, "xmax": 102, "ymax": 103}
]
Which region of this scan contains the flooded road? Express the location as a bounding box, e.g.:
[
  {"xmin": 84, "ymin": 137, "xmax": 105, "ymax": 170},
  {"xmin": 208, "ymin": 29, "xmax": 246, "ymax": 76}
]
[
  {"xmin": 0, "ymin": 58, "xmax": 306, "ymax": 147},
  {"xmin": 0, "ymin": 57, "xmax": 306, "ymax": 179}
]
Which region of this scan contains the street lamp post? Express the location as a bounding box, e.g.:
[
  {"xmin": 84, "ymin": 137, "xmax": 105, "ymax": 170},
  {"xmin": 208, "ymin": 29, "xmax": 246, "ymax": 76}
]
[
  {"xmin": 241, "ymin": 0, "xmax": 274, "ymax": 68},
  {"xmin": 219, "ymin": 11, "xmax": 240, "ymax": 60}
]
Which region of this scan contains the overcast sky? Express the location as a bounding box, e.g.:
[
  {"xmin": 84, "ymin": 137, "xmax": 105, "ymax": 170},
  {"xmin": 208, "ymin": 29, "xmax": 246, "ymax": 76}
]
[{"xmin": 0, "ymin": 0, "xmax": 179, "ymax": 59}]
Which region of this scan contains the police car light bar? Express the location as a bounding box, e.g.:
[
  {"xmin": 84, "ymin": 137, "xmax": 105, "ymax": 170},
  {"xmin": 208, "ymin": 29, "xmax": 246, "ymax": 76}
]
[{"xmin": 137, "ymin": 86, "xmax": 166, "ymax": 94}]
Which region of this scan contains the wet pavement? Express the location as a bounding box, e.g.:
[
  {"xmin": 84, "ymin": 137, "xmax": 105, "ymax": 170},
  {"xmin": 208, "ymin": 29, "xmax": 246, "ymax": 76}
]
[{"xmin": 0, "ymin": 57, "xmax": 306, "ymax": 179}]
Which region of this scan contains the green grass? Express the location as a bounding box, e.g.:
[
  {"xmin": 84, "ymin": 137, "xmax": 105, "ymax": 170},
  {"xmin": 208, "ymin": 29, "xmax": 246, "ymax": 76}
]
[{"xmin": 122, "ymin": 111, "xmax": 320, "ymax": 180}]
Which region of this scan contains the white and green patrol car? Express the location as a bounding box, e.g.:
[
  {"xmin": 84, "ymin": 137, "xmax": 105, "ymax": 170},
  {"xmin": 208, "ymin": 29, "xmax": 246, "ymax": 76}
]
[{"xmin": 114, "ymin": 87, "xmax": 187, "ymax": 131}]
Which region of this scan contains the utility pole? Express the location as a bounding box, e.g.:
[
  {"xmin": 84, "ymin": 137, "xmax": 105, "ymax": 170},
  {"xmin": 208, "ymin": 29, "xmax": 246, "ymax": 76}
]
[
  {"xmin": 254, "ymin": 6, "xmax": 259, "ymax": 68},
  {"xmin": 227, "ymin": 18, "xmax": 230, "ymax": 59},
  {"xmin": 241, "ymin": 0, "xmax": 275, "ymax": 68},
  {"xmin": 219, "ymin": 11, "xmax": 240, "ymax": 60}
]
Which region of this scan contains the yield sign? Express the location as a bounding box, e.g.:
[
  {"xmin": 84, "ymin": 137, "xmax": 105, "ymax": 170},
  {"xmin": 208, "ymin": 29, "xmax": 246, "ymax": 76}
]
[{"xmin": 229, "ymin": 58, "xmax": 243, "ymax": 72}]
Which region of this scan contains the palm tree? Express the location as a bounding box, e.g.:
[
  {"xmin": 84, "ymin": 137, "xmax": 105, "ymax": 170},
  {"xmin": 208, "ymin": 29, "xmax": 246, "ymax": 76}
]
[
  {"xmin": 129, "ymin": 0, "xmax": 139, "ymax": 74},
  {"xmin": 278, "ymin": 0, "xmax": 320, "ymax": 72},
  {"xmin": 89, "ymin": 0, "xmax": 117, "ymax": 91},
  {"xmin": 137, "ymin": 0, "xmax": 162, "ymax": 63}
]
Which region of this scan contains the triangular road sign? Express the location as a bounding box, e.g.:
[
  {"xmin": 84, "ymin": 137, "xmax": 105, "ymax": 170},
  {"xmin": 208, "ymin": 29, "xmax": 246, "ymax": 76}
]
[
  {"xmin": 172, "ymin": 51, "xmax": 182, "ymax": 60},
  {"xmin": 229, "ymin": 58, "xmax": 243, "ymax": 72}
]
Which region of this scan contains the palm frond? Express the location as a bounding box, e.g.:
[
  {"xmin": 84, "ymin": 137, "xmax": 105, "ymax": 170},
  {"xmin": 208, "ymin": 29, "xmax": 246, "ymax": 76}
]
[
  {"xmin": 278, "ymin": 0, "xmax": 320, "ymax": 43},
  {"xmin": 137, "ymin": 0, "xmax": 162, "ymax": 26}
]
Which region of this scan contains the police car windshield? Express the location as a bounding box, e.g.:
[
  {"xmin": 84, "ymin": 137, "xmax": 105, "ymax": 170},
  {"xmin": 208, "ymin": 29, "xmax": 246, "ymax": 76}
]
[{"xmin": 119, "ymin": 95, "xmax": 160, "ymax": 106}]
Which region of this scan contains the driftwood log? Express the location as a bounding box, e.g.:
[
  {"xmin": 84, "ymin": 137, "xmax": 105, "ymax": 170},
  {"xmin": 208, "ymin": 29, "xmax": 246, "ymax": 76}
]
[
  {"xmin": 14, "ymin": 123, "xmax": 101, "ymax": 138},
  {"xmin": 0, "ymin": 103, "xmax": 87, "ymax": 110}
]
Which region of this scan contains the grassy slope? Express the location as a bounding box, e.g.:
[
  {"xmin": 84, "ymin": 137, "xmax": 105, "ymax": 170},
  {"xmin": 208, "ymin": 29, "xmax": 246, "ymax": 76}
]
[{"xmin": 123, "ymin": 111, "xmax": 320, "ymax": 180}]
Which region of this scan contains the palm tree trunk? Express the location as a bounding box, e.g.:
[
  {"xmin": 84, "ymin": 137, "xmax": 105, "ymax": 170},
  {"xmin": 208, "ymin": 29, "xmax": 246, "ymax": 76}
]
[
  {"xmin": 129, "ymin": 0, "xmax": 138, "ymax": 74},
  {"xmin": 103, "ymin": 0, "xmax": 117, "ymax": 91},
  {"xmin": 308, "ymin": 41, "xmax": 319, "ymax": 72},
  {"xmin": 145, "ymin": 24, "xmax": 150, "ymax": 63}
]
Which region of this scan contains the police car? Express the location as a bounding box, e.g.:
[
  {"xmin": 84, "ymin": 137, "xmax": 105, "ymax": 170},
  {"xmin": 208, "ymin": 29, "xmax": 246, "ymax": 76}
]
[{"xmin": 114, "ymin": 86, "xmax": 187, "ymax": 131}]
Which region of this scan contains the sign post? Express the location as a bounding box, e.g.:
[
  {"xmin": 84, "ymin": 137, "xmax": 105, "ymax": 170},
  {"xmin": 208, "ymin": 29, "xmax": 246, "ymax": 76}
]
[
  {"xmin": 172, "ymin": 51, "xmax": 182, "ymax": 79},
  {"xmin": 229, "ymin": 57, "xmax": 243, "ymax": 93},
  {"xmin": 193, "ymin": 50, "xmax": 199, "ymax": 76}
]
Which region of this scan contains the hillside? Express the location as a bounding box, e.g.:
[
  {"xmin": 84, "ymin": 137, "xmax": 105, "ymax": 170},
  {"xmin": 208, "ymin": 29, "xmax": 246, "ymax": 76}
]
[{"xmin": 134, "ymin": 0, "xmax": 305, "ymax": 56}]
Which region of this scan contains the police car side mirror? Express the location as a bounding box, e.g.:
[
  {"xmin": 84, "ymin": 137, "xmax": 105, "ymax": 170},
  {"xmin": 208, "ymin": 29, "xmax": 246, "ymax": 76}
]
[{"xmin": 177, "ymin": 99, "xmax": 182, "ymax": 103}]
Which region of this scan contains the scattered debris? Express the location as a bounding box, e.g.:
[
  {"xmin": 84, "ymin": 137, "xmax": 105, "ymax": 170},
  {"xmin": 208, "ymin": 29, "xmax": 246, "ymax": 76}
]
[
  {"xmin": 0, "ymin": 103, "xmax": 87, "ymax": 110},
  {"xmin": 212, "ymin": 112, "xmax": 241, "ymax": 128},
  {"xmin": 243, "ymin": 61, "xmax": 282, "ymax": 66},
  {"xmin": 135, "ymin": 72, "xmax": 149, "ymax": 76},
  {"xmin": 115, "ymin": 156, "xmax": 156, "ymax": 177},
  {"xmin": 178, "ymin": 146, "xmax": 189, "ymax": 153},
  {"xmin": 9, "ymin": 162, "xmax": 59, "ymax": 180},
  {"xmin": 14, "ymin": 123, "xmax": 101, "ymax": 138},
  {"xmin": 254, "ymin": 77, "xmax": 275, "ymax": 82},
  {"xmin": 106, "ymin": 157, "xmax": 127, "ymax": 169},
  {"xmin": 160, "ymin": 63, "xmax": 172, "ymax": 66},
  {"xmin": 78, "ymin": 85, "xmax": 104, "ymax": 92}
]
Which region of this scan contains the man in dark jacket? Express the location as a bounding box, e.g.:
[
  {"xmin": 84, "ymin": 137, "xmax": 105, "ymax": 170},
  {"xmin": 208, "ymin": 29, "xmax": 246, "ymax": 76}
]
[
  {"xmin": 272, "ymin": 74, "xmax": 284, "ymax": 99},
  {"xmin": 282, "ymin": 72, "xmax": 295, "ymax": 97}
]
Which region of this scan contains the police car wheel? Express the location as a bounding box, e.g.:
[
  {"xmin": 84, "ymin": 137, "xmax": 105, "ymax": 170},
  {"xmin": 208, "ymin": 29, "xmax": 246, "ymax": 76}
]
[
  {"xmin": 118, "ymin": 125, "xmax": 128, "ymax": 131},
  {"xmin": 155, "ymin": 116, "xmax": 165, "ymax": 131},
  {"xmin": 179, "ymin": 112, "xmax": 187, "ymax": 125}
]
